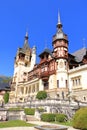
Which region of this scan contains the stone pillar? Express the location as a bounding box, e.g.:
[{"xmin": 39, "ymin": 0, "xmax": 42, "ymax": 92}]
[
  {"xmin": 24, "ymin": 86, "xmax": 26, "ymax": 95},
  {"xmin": 39, "ymin": 79, "xmax": 44, "ymax": 91}
]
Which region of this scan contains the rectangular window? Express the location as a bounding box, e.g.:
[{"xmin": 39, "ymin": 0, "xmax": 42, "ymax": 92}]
[
  {"xmin": 72, "ymin": 80, "xmax": 74, "ymax": 86},
  {"xmin": 44, "ymin": 82, "xmax": 49, "ymax": 90},
  {"xmin": 65, "ymin": 80, "xmax": 68, "ymax": 88},
  {"xmin": 71, "ymin": 76, "xmax": 81, "ymax": 88},
  {"xmin": 75, "ymin": 79, "xmax": 77, "ymax": 86},
  {"xmin": 57, "ymin": 80, "xmax": 59, "ymax": 88},
  {"xmin": 78, "ymin": 78, "xmax": 81, "ymax": 85}
]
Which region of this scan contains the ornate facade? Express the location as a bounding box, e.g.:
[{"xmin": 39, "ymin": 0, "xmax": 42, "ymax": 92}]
[{"xmin": 9, "ymin": 13, "xmax": 87, "ymax": 103}]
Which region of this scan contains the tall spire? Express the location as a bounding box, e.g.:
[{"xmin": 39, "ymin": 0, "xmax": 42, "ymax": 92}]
[
  {"xmin": 58, "ymin": 11, "xmax": 61, "ymax": 24},
  {"xmin": 25, "ymin": 31, "xmax": 28, "ymax": 38},
  {"xmin": 57, "ymin": 11, "xmax": 62, "ymax": 30}
]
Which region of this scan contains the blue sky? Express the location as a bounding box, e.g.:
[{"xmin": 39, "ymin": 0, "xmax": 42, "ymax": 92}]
[{"xmin": 0, "ymin": 0, "xmax": 87, "ymax": 76}]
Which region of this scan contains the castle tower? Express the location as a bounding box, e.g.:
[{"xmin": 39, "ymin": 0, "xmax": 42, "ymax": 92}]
[
  {"xmin": 30, "ymin": 45, "xmax": 36, "ymax": 70},
  {"xmin": 12, "ymin": 32, "xmax": 36, "ymax": 85},
  {"xmin": 52, "ymin": 12, "xmax": 69, "ymax": 99}
]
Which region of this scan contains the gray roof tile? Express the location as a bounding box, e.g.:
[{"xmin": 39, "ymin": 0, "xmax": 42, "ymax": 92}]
[{"xmin": 72, "ymin": 47, "xmax": 87, "ymax": 62}]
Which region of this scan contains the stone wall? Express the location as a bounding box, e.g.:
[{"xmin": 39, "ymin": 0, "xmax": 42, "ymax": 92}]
[
  {"xmin": 5, "ymin": 98, "xmax": 84, "ymax": 119},
  {"xmin": 7, "ymin": 110, "xmax": 26, "ymax": 121}
]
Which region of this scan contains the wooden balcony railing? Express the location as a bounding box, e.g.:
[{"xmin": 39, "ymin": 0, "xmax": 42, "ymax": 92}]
[{"xmin": 40, "ymin": 71, "xmax": 49, "ymax": 81}]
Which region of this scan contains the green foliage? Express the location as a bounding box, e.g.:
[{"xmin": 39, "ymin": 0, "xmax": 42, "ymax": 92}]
[
  {"xmin": 24, "ymin": 108, "xmax": 35, "ymax": 115},
  {"xmin": 73, "ymin": 107, "xmax": 87, "ymax": 130},
  {"xmin": 3, "ymin": 92, "xmax": 9, "ymax": 104},
  {"xmin": 3, "ymin": 79, "xmax": 10, "ymax": 83},
  {"xmin": 36, "ymin": 91, "xmax": 47, "ymax": 100},
  {"xmin": 41, "ymin": 113, "xmax": 67, "ymax": 123},
  {"xmin": 0, "ymin": 76, "xmax": 11, "ymax": 83},
  {"xmin": 8, "ymin": 107, "xmax": 23, "ymax": 111},
  {"xmin": 37, "ymin": 107, "xmax": 45, "ymax": 113},
  {"xmin": 41, "ymin": 113, "xmax": 55, "ymax": 122},
  {"xmin": 55, "ymin": 114, "xmax": 67, "ymax": 122},
  {"xmin": 55, "ymin": 120, "xmax": 73, "ymax": 126},
  {"xmin": 0, "ymin": 120, "xmax": 35, "ymax": 128}
]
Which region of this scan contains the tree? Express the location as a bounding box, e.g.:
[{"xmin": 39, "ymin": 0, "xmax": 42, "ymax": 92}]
[
  {"xmin": 36, "ymin": 91, "xmax": 47, "ymax": 100},
  {"xmin": 3, "ymin": 92, "xmax": 9, "ymax": 104},
  {"xmin": 73, "ymin": 107, "xmax": 87, "ymax": 129}
]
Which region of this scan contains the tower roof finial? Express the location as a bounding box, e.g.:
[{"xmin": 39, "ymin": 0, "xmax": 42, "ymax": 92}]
[
  {"xmin": 25, "ymin": 31, "xmax": 28, "ymax": 38},
  {"xmin": 23, "ymin": 29, "xmax": 30, "ymax": 50},
  {"xmin": 25, "ymin": 28, "xmax": 28, "ymax": 38},
  {"xmin": 57, "ymin": 10, "xmax": 62, "ymax": 29},
  {"xmin": 58, "ymin": 10, "xmax": 61, "ymax": 24}
]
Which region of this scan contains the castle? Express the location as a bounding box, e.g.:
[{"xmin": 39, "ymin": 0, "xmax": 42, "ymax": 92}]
[{"xmin": 9, "ymin": 12, "xmax": 87, "ymax": 103}]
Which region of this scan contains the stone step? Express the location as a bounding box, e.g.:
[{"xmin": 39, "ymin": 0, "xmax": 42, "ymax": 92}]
[{"xmin": 26, "ymin": 115, "xmax": 39, "ymax": 121}]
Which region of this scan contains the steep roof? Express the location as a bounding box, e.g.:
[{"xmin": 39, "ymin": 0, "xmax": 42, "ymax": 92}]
[
  {"xmin": 17, "ymin": 32, "xmax": 30, "ymax": 55},
  {"xmin": 0, "ymin": 82, "xmax": 10, "ymax": 91},
  {"xmin": 72, "ymin": 48, "xmax": 87, "ymax": 62},
  {"xmin": 39, "ymin": 48, "xmax": 52, "ymax": 57}
]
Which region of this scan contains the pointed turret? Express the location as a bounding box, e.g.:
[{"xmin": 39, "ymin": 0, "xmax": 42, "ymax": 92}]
[{"xmin": 52, "ymin": 11, "xmax": 68, "ymax": 42}]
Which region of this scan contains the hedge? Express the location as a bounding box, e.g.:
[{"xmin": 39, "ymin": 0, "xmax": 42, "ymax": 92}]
[
  {"xmin": 41, "ymin": 113, "xmax": 55, "ymax": 122},
  {"xmin": 41, "ymin": 113, "xmax": 67, "ymax": 122},
  {"xmin": 8, "ymin": 107, "xmax": 23, "ymax": 111},
  {"xmin": 56, "ymin": 114, "xmax": 67, "ymax": 122},
  {"xmin": 73, "ymin": 107, "xmax": 87, "ymax": 130},
  {"xmin": 24, "ymin": 108, "xmax": 35, "ymax": 115},
  {"xmin": 37, "ymin": 107, "xmax": 45, "ymax": 113}
]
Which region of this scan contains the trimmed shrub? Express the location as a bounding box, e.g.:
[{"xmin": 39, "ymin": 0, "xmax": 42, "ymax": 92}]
[
  {"xmin": 8, "ymin": 107, "xmax": 23, "ymax": 111},
  {"xmin": 73, "ymin": 107, "xmax": 87, "ymax": 130},
  {"xmin": 55, "ymin": 114, "xmax": 67, "ymax": 122},
  {"xmin": 37, "ymin": 107, "xmax": 45, "ymax": 113},
  {"xmin": 41, "ymin": 113, "xmax": 55, "ymax": 122},
  {"xmin": 3, "ymin": 92, "xmax": 9, "ymax": 104},
  {"xmin": 24, "ymin": 108, "xmax": 35, "ymax": 115},
  {"xmin": 36, "ymin": 91, "xmax": 47, "ymax": 100}
]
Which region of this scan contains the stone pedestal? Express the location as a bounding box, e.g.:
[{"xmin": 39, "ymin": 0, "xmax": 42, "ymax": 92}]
[
  {"xmin": 0, "ymin": 108, "xmax": 7, "ymax": 121},
  {"xmin": 7, "ymin": 110, "xmax": 26, "ymax": 121}
]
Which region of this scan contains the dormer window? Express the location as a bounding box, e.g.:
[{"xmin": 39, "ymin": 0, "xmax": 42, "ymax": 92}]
[
  {"xmin": 42, "ymin": 56, "xmax": 44, "ymax": 59},
  {"xmin": 46, "ymin": 55, "xmax": 48, "ymax": 59},
  {"xmin": 24, "ymin": 72, "xmax": 27, "ymax": 76},
  {"xmin": 25, "ymin": 56, "xmax": 29, "ymax": 61},
  {"xmin": 25, "ymin": 63, "xmax": 28, "ymax": 66}
]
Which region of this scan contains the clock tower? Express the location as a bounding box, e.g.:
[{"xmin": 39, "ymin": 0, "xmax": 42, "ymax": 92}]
[
  {"xmin": 52, "ymin": 12, "xmax": 69, "ymax": 99},
  {"xmin": 13, "ymin": 32, "xmax": 36, "ymax": 85}
]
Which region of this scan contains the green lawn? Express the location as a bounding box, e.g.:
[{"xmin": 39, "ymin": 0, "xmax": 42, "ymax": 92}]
[
  {"xmin": 0, "ymin": 120, "xmax": 35, "ymax": 128},
  {"xmin": 0, "ymin": 119, "xmax": 73, "ymax": 128},
  {"xmin": 53, "ymin": 120, "xmax": 73, "ymax": 126}
]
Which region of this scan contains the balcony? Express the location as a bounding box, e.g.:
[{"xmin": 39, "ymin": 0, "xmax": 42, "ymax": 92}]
[
  {"xmin": 40, "ymin": 71, "xmax": 49, "ymax": 81},
  {"xmin": 40, "ymin": 58, "xmax": 48, "ymax": 64}
]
